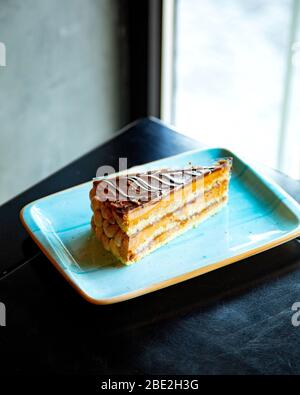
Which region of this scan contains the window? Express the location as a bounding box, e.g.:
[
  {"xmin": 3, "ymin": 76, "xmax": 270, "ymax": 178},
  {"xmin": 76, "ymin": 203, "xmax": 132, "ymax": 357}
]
[{"xmin": 162, "ymin": 0, "xmax": 300, "ymax": 179}]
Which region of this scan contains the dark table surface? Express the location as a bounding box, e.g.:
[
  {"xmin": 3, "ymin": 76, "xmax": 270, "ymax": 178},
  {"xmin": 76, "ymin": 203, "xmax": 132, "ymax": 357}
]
[{"xmin": 1, "ymin": 117, "xmax": 300, "ymax": 375}]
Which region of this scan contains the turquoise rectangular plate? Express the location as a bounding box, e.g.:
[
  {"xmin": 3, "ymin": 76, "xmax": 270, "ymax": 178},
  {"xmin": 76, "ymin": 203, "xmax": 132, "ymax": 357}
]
[{"xmin": 20, "ymin": 148, "xmax": 300, "ymax": 304}]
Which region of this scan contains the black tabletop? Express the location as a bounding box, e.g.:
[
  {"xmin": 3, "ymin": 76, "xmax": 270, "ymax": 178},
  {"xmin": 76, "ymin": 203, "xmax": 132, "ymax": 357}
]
[{"xmin": 1, "ymin": 117, "xmax": 300, "ymax": 375}]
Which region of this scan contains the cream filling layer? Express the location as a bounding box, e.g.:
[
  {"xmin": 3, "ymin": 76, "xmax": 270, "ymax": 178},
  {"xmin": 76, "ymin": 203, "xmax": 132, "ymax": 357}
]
[
  {"xmin": 128, "ymin": 198, "xmax": 228, "ymax": 264},
  {"xmin": 131, "ymin": 194, "xmax": 228, "ymax": 256},
  {"xmin": 126, "ymin": 174, "xmax": 229, "ymax": 236}
]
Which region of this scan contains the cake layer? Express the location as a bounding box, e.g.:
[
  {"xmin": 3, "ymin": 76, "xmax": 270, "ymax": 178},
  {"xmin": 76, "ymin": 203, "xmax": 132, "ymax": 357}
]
[
  {"xmin": 91, "ymin": 159, "xmax": 231, "ymax": 236},
  {"xmin": 128, "ymin": 179, "xmax": 228, "ymax": 252},
  {"xmin": 90, "ymin": 158, "xmax": 232, "ymax": 264},
  {"xmin": 92, "ymin": 195, "xmax": 227, "ymax": 264},
  {"xmin": 132, "ymin": 197, "xmax": 227, "ymax": 262},
  {"xmin": 92, "ymin": 180, "xmax": 228, "ymax": 264}
]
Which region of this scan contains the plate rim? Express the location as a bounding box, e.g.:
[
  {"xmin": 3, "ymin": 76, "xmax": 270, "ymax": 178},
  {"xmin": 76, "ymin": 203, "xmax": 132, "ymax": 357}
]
[{"xmin": 20, "ymin": 146, "xmax": 300, "ymax": 304}]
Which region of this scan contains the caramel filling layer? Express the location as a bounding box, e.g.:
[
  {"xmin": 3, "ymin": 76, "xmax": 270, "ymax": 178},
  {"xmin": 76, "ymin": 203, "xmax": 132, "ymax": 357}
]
[
  {"xmin": 126, "ymin": 179, "xmax": 228, "ymax": 252},
  {"xmin": 92, "ymin": 179, "xmax": 228, "ymax": 263},
  {"xmin": 131, "ymin": 196, "xmax": 227, "ymax": 261}
]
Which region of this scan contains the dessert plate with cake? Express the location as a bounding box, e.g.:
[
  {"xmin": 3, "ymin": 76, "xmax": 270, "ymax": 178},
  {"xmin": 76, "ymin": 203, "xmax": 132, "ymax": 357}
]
[{"xmin": 20, "ymin": 148, "xmax": 300, "ymax": 304}]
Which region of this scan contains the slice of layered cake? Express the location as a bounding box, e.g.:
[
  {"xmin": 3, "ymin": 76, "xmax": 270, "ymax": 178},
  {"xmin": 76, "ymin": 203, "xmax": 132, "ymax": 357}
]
[{"xmin": 90, "ymin": 158, "xmax": 232, "ymax": 264}]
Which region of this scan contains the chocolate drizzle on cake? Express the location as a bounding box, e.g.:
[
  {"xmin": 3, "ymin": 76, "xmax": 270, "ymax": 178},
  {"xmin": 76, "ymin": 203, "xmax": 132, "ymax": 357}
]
[{"xmin": 93, "ymin": 159, "xmax": 232, "ymax": 212}]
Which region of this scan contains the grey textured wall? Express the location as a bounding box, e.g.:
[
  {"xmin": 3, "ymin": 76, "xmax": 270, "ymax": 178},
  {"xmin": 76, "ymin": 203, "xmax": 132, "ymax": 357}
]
[{"xmin": 0, "ymin": 0, "xmax": 128, "ymax": 204}]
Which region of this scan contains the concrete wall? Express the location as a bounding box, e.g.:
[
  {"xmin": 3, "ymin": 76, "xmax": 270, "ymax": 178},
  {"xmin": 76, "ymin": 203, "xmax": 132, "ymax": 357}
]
[{"xmin": 0, "ymin": 0, "xmax": 128, "ymax": 204}]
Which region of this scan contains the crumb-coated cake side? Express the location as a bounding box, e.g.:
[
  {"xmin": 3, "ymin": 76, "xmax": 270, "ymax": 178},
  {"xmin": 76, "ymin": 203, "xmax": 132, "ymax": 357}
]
[{"xmin": 90, "ymin": 158, "xmax": 232, "ymax": 264}]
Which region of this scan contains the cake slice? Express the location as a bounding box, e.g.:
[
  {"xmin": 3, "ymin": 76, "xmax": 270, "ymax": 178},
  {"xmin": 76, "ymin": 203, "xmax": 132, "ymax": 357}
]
[{"xmin": 90, "ymin": 158, "xmax": 232, "ymax": 264}]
